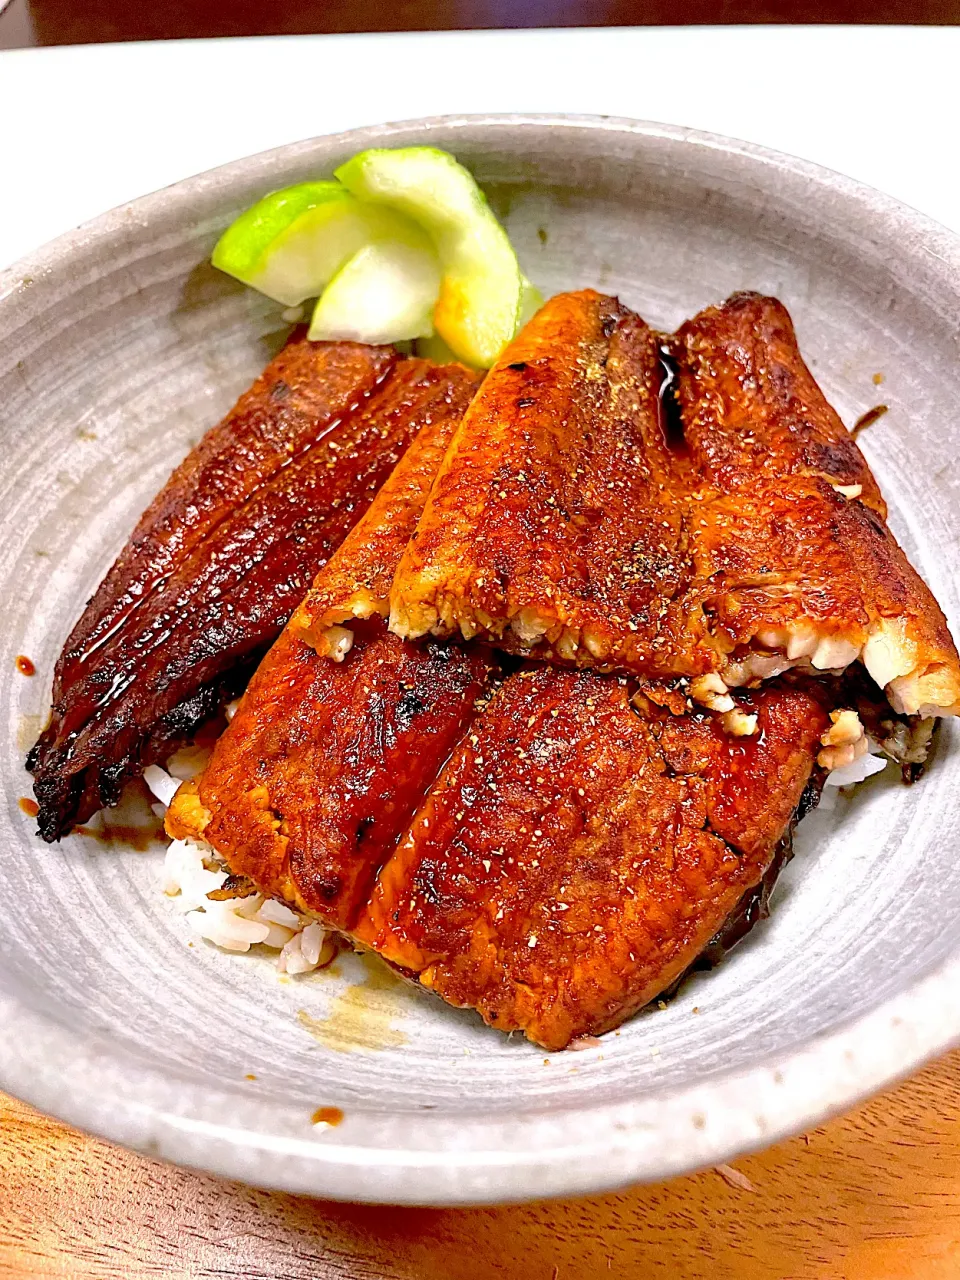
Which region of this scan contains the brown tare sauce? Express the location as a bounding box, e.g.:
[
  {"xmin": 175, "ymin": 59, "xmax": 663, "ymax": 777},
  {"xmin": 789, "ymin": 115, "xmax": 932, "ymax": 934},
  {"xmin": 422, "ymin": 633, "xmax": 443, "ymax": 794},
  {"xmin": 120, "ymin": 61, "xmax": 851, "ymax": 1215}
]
[
  {"xmin": 656, "ymin": 348, "xmax": 689, "ymax": 456},
  {"xmin": 75, "ymin": 822, "xmax": 164, "ymax": 852},
  {"xmin": 311, "ymin": 1107, "xmax": 344, "ymax": 1127},
  {"xmin": 19, "ymin": 797, "xmax": 39, "ymax": 818},
  {"xmin": 851, "ymin": 404, "xmax": 888, "ymax": 440},
  {"xmin": 15, "ymin": 655, "xmax": 36, "ymax": 676}
]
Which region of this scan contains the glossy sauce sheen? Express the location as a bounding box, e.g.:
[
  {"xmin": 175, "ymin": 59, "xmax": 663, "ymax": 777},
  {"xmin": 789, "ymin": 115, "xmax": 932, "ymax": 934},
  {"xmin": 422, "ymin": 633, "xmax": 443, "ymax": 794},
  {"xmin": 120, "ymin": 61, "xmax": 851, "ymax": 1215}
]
[
  {"xmin": 390, "ymin": 291, "xmax": 960, "ymax": 703},
  {"xmin": 28, "ymin": 347, "xmax": 458, "ymax": 841},
  {"xmin": 290, "ymin": 374, "xmax": 482, "ymax": 650},
  {"xmin": 669, "ymin": 295, "xmax": 959, "ymax": 665},
  {"xmin": 164, "ymin": 361, "xmax": 486, "ymax": 921},
  {"xmin": 50, "ymin": 335, "xmax": 397, "ymax": 701},
  {"xmin": 198, "ymin": 618, "xmax": 499, "ymax": 927},
  {"xmin": 358, "ymin": 670, "xmax": 827, "ymax": 1051},
  {"xmin": 15, "ymin": 655, "xmax": 36, "ymax": 677},
  {"xmin": 390, "ymin": 290, "xmax": 701, "ymax": 674},
  {"xmin": 670, "ymin": 293, "xmax": 882, "ymax": 503}
]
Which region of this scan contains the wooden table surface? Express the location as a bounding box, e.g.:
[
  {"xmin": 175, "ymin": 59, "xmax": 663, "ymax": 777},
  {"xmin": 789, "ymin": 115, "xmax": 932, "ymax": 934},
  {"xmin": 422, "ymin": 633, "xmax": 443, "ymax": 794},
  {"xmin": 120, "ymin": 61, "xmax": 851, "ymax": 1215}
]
[{"xmin": 2, "ymin": 1051, "xmax": 959, "ymax": 1278}]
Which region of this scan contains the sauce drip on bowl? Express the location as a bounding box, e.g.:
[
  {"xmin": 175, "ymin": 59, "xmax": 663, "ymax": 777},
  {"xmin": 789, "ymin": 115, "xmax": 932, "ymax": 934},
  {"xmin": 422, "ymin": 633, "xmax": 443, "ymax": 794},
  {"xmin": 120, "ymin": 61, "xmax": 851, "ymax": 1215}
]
[{"xmin": 311, "ymin": 1107, "xmax": 344, "ymax": 1127}]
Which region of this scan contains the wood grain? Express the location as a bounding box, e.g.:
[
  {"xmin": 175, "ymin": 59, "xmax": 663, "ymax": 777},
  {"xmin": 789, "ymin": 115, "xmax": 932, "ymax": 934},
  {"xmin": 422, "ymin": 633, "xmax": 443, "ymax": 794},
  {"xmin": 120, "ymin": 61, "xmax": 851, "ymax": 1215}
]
[{"xmin": 2, "ymin": 1051, "xmax": 960, "ymax": 1278}]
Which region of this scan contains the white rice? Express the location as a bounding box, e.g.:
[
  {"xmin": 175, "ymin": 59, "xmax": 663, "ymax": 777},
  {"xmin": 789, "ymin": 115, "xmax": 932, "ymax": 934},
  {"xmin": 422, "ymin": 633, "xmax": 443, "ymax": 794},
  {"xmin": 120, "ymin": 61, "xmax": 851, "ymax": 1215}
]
[
  {"xmin": 148, "ymin": 761, "xmax": 329, "ymax": 973},
  {"xmin": 814, "ymin": 783, "xmax": 838, "ymax": 813},
  {"xmin": 143, "ymin": 764, "xmax": 181, "ymax": 809},
  {"xmin": 823, "ymin": 745, "xmax": 889, "ymax": 787}
]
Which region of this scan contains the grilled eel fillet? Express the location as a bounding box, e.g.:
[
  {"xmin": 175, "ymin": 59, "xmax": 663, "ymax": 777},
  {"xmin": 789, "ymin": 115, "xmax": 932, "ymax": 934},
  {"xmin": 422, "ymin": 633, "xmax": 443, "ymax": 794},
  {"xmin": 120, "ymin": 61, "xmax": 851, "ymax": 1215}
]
[
  {"xmin": 286, "ymin": 383, "xmax": 467, "ymax": 659},
  {"xmin": 389, "ymin": 290, "xmax": 960, "ymax": 721},
  {"xmin": 670, "ymin": 293, "xmax": 960, "ymax": 717},
  {"xmin": 357, "ymin": 672, "xmax": 827, "ymax": 1051},
  {"xmin": 168, "ymin": 395, "xmax": 829, "ymax": 1048},
  {"xmin": 171, "ymin": 619, "xmax": 497, "ymax": 928},
  {"xmin": 28, "ymin": 336, "xmax": 481, "ymax": 840},
  {"xmin": 171, "ymin": 641, "xmax": 825, "ymax": 1048},
  {"xmin": 166, "ymin": 398, "xmax": 494, "ymax": 928}
]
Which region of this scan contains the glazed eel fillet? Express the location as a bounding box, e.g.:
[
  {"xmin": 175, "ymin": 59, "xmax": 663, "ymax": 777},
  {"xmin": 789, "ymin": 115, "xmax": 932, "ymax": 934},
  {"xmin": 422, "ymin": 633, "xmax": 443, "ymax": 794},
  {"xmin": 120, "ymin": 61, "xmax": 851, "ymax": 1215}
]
[
  {"xmin": 357, "ymin": 671, "xmax": 827, "ymax": 1051},
  {"xmin": 389, "ymin": 290, "xmax": 960, "ymax": 726},
  {"xmin": 28, "ymin": 334, "xmax": 481, "ymax": 841},
  {"xmin": 169, "ymin": 380, "xmax": 832, "ymax": 1049},
  {"xmin": 166, "ymin": 386, "xmax": 491, "ymax": 930}
]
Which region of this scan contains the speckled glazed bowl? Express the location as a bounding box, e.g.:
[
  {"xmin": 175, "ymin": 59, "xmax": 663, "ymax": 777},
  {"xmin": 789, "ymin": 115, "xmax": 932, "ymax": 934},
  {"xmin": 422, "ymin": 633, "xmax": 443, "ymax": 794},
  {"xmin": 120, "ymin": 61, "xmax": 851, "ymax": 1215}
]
[{"xmin": 1, "ymin": 115, "xmax": 960, "ymax": 1205}]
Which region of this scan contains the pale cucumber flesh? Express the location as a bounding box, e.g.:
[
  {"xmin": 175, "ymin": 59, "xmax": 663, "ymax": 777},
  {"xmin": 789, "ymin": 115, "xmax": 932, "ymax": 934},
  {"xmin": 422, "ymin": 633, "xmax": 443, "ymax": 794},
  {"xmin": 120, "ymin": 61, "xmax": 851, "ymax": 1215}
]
[
  {"xmin": 214, "ymin": 152, "xmax": 534, "ymax": 360},
  {"xmin": 308, "ymin": 239, "xmax": 441, "ymax": 345},
  {"xmin": 336, "ymin": 147, "xmax": 522, "ymax": 367},
  {"xmin": 417, "ymin": 278, "xmax": 543, "ymax": 366}
]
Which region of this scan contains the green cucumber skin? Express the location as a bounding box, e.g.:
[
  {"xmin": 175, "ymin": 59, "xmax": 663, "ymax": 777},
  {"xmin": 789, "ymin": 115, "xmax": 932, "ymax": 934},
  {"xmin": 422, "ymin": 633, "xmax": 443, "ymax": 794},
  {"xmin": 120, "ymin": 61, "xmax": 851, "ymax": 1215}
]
[
  {"xmin": 335, "ymin": 148, "xmax": 487, "ymax": 239},
  {"xmin": 211, "ymin": 182, "xmax": 348, "ymax": 280}
]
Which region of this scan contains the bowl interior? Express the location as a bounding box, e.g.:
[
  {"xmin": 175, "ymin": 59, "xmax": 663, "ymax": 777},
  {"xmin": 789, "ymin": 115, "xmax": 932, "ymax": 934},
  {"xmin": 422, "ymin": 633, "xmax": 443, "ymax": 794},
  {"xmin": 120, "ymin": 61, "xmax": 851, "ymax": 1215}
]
[{"xmin": 2, "ymin": 116, "xmax": 960, "ymax": 1202}]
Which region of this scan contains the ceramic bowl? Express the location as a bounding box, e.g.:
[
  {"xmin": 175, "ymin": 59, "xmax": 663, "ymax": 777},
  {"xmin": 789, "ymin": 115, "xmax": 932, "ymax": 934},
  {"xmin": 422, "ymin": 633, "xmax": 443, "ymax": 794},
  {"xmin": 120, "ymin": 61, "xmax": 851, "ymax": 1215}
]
[{"xmin": 2, "ymin": 114, "xmax": 960, "ymax": 1205}]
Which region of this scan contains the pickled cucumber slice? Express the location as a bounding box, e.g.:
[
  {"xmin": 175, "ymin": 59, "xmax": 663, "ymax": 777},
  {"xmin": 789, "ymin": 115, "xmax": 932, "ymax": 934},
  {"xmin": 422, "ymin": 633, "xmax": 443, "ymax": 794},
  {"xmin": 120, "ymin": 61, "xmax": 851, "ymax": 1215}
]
[
  {"xmin": 417, "ymin": 276, "xmax": 543, "ymax": 366},
  {"xmin": 336, "ymin": 147, "xmax": 523, "ymax": 367},
  {"xmin": 309, "ymin": 238, "xmax": 441, "ymax": 345},
  {"xmin": 211, "ymin": 181, "xmax": 426, "ymax": 309},
  {"xmin": 519, "ymin": 277, "xmax": 544, "ymax": 327}
]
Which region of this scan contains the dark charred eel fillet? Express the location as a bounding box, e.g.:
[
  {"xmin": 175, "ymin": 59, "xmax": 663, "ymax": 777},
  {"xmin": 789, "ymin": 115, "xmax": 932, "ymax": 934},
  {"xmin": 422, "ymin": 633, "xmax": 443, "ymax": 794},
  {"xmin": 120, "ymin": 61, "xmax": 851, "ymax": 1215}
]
[
  {"xmin": 30, "ymin": 353, "xmax": 471, "ymax": 841},
  {"xmin": 170, "ymin": 619, "xmax": 497, "ymax": 928},
  {"xmin": 38, "ymin": 335, "xmax": 397, "ymax": 748},
  {"xmin": 672, "ymin": 293, "xmax": 960, "ymax": 717},
  {"xmin": 356, "ymin": 670, "xmax": 827, "ymax": 1051}
]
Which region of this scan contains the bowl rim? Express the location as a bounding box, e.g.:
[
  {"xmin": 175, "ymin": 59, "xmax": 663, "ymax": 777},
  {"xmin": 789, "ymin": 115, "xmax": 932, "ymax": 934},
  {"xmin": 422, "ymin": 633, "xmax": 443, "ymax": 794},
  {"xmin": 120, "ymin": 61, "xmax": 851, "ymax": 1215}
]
[{"xmin": 3, "ymin": 111, "xmax": 960, "ymax": 1206}]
